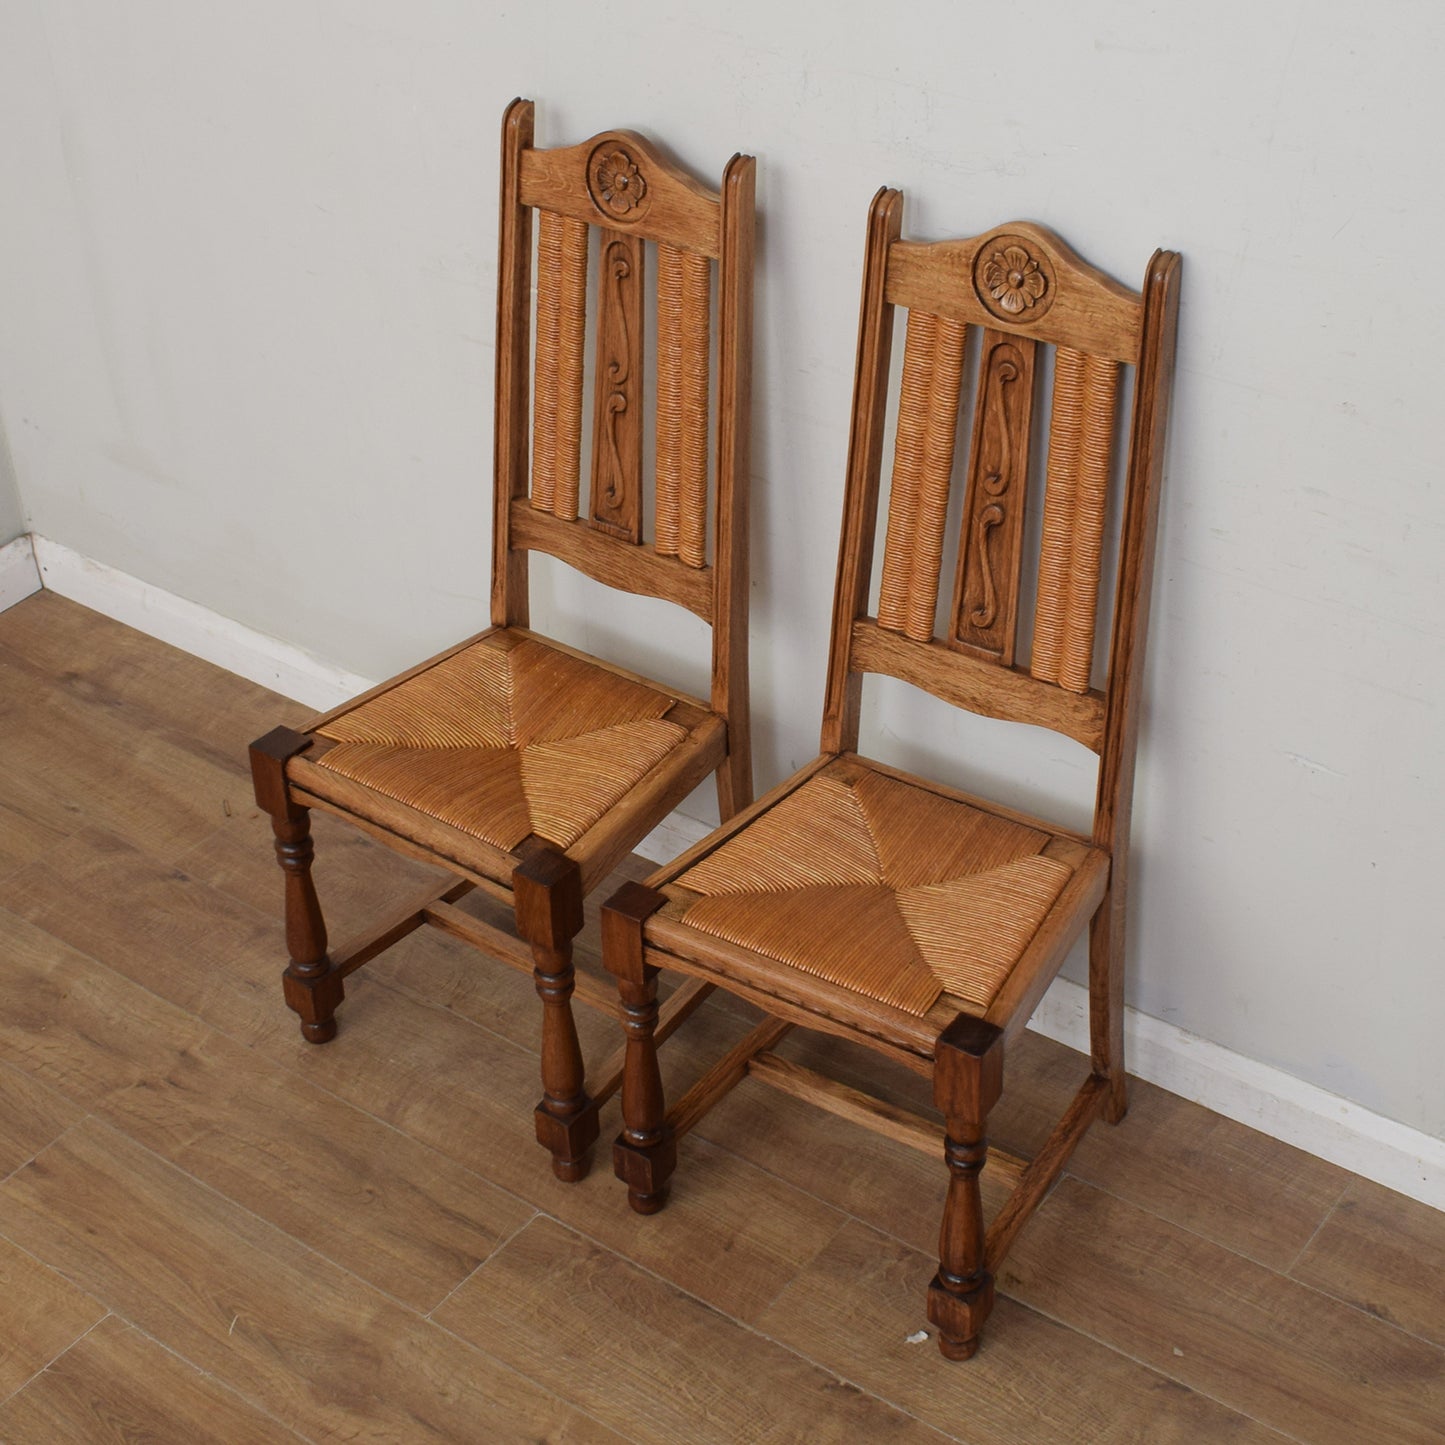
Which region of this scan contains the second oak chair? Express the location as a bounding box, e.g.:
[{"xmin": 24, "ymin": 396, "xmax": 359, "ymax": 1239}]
[
  {"xmin": 249, "ymin": 99, "xmax": 755, "ymax": 1183},
  {"xmin": 601, "ymin": 187, "xmax": 1180, "ymax": 1358}
]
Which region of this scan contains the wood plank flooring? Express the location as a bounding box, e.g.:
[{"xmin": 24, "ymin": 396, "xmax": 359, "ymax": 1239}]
[{"xmin": 0, "ymin": 590, "xmax": 1441, "ymax": 1443}]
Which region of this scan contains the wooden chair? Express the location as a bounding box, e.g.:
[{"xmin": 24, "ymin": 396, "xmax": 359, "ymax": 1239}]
[
  {"xmin": 248, "ymin": 99, "xmax": 755, "ymax": 1183},
  {"xmin": 600, "ymin": 189, "xmax": 1180, "ymax": 1357}
]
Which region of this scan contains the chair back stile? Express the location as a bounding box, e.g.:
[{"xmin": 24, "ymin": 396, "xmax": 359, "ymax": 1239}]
[
  {"xmin": 490, "ymin": 98, "xmax": 754, "ymax": 808},
  {"xmin": 821, "ymin": 186, "xmax": 1181, "ymax": 857}
]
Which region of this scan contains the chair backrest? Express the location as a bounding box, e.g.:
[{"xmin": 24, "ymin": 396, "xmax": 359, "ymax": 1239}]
[
  {"xmin": 821, "ymin": 189, "xmax": 1181, "ymax": 856},
  {"xmin": 490, "ymin": 100, "xmax": 754, "ymax": 758}
]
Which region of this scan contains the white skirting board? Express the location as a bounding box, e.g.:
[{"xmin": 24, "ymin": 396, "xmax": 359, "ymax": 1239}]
[
  {"xmin": 30, "ymin": 535, "xmax": 370, "ymax": 709},
  {"xmin": 0, "ymin": 534, "xmax": 42, "ymax": 612},
  {"xmin": 21, "ymin": 531, "xmax": 1445, "ymax": 1212}
]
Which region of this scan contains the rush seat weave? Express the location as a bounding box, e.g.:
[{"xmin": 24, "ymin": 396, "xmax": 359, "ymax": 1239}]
[
  {"xmin": 669, "ymin": 768, "xmax": 1074, "ymax": 1015},
  {"xmin": 312, "ymin": 636, "xmax": 689, "ymax": 853}
]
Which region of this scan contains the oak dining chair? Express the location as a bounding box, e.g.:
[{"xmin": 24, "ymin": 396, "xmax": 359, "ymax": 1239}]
[
  {"xmin": 600, "ymin": 187, "xmax": 1180, "ymax": 1357},
  {"xmin": 250, "ymin": 98, "xmax": 755, "ymax": 1183}
]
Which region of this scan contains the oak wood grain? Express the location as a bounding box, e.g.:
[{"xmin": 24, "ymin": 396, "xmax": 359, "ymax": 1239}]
[
  {"xmin": 0, "ymin": 1059, "xmax": 84, "ymax": 1179},
  {"xmin": 0, "ymin": 1315, "xmax": 294, "ymax": 1445},
  {"xmin": 436, "ymin": 1215, "xmax": 950, "ymax": 1444},
  {"xmin": 519, "ymin": 130, "xmax": 720, "ymax": 255},
  {"xmin": 0, "ymin": 1120, "xmax": 619, "ymax": 1443},
  {"xmin": 885, "ymin": 224, "xmax": 1143, "ymax": 364},
  {"xmin": 510, "ymin": 503, "xmax": 715, "ymax": 619},
  {"xmin": 0, "ymin": 649, "xmax": 252, "ymax": 862},
  {"xmin": 0, "ymin": 831, "xmax": 290, "ymax": 1050},
  {"xmin": 96, "ymin": 1028, "xmax": 535, "ymax": 1312},
  {"xmin": 1290, "ymin": 1177, "xmax": 1445, "ymax": 1347},
  {"xmin": 850, "ymin": 619, "xmax": 1106, "ymax": 751},
  {"xmin": 1000, "ymin": 1177, "xmax": 1445, "ymax": 1444},
  {"xmin": 238, "ymin": 970, "xmax": 847, "ymax": 1325},
  {"xmin": 0, "ymin": 908, "xmax": 211, "ymax": 1105},
  {"xmin": 759, "ymin": 1220, "xmax": 1287, "ymax": 1444},
  {"xmin": 0, "ymin": 1237, "xmax": 106, "ymax": 1400}
]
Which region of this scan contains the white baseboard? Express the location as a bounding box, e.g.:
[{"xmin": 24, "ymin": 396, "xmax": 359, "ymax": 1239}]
[
  {"xmin": 31, "ymin": 536, "xmax": 370, "ymax": 711},
  {"xmin": 23, "ymin": 533, "xmax": 1445, "ymax": 1212},
  {"xmin": 0, "ymin": 534, "xmax": 42, "ymax": 613}
]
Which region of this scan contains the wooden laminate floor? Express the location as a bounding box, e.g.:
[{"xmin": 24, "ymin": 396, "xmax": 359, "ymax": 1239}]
[{"xmin": 0, "ymin": 590, "xmax": 1442, "ymax": 1443}]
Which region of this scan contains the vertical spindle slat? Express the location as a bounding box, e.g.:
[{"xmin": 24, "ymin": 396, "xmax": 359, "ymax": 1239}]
[
  {"xmin": 553, "ymin": 217, "xmax": 589, "ymax": 521},
  {"xmin": 877, "ymin": 312, "xmax": 938, "ymax": 631},
  {"xmin": 531, "ymin": 211, "xmax": 565, "ymax": 514},
  {"xmin": 677, "ymin": 250, "xmax": 711, "ymax": 567},
  {"xmin": 655, "ymin": 245, "xmax": 684, "ymax": 557},
  {"xmin": 903, "ymin": 315, "xmax": 968, "ymax": 641},
  {"xmin": 655, "ymin": 244, "xmax": 711, "ymax": 567},
  {"xmin": 1032, "ymin": 347, "xmax": 1118, "ymax": 693},
  {"xmin": 1058, "ymin": 355, "xmax": 1118, "ymax": 691},
  {"xmin": 1032, "ymin": 346, "xmax": 1087, "ymax": 683}
]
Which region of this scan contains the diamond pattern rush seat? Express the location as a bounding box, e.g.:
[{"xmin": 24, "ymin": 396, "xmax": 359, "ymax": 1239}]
[{"xmin": 303, "ymin": 635, "xmax": 693, "ymax": 857}]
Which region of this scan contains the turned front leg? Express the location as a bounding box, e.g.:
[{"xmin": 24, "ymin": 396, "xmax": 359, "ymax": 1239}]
[
  {"xmin": 249, "ymin": 727, "xmax": 343, "ymax": 1044},
  {"xmin": 513, "ymin": 844, "xmax": 597, "ymax": 1182},
  {"xmin": 928, "ymin": 1014, "xmax": 1005, "ymax": 1360},
  {"xmin": 601, "ymin": 881, "xmax": 676, "ymax": 1213}
]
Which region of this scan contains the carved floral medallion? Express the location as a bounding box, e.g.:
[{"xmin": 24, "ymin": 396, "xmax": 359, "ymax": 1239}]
[
  {"xmin": 589, "ymin": 145, "xmax": 648, "ymax": 218},
  {"xmin": 972, "ymin": 235, "xmax": 1055, "ymax": 324}
]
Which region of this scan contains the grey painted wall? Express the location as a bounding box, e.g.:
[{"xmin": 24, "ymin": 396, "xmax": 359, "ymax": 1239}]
[
  {"xmin": 0, "ymin": 419, "xmax": 24, "ymax": 544},
  {"xmin": 0, "ymin": 1, "xmax": 1440, "ymax": 1140}
]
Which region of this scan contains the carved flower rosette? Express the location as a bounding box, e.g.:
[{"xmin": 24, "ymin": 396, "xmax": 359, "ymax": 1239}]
[
  {"xmin": 973, "ymin": 235, "xmax": 1055, "ymax": 324},
  {"xmin": 588, "ymin": 143, "xmax": 649, "ymax": 220}
]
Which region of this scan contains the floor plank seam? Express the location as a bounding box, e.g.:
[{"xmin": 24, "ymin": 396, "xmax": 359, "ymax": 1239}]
[
  {"xmin": 8, "ymin": 1116, "xmax": 629, "ymax": 1445},
  {"xmin": 1281, "ymin": 1182, "xmax": 1348, "ymax": 1277},
  {"xmin": 992, "ymin": 1293, "xmax": 1327, "ymax": 1445},
  {"xmin": 522, "ymin": 1208, "xmax": 962, "ymax": 1443},
  {"xmin": 111, "ymin": 1314, "xmax": 317, "ymax": 1444},
  {"xmin": 0, "ymin": 1306, "xmax": 111, "ymax": 1412},
  {"xmin": 423, "ymin": 1208, "xmax": 541, "ymax": 1322},
  {"xmin": 1062, "ymin": 1173, "xmax": 1445, "ymax": 1356},
  {"xmin": 1, "ymin": 903, "xmax": 555, "ymax": 1254}
]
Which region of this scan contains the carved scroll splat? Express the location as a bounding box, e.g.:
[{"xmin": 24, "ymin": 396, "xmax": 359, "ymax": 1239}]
[
  {"xmin": 589, "ymin": 231, "xmax": 645, "ymax": 542},
  {"xmin": 950, "ymin": 332, "xmax": 1037, "ymax": 664}
]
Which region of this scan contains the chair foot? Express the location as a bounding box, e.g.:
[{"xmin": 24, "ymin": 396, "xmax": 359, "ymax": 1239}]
[
  {"xmin": 612, "ymin": 1131, "xmax": 676, "ymax": 1214},
  {"xmin": 281, "ymin": 964, "xmax": 345, "ymax": 1045},
  {"xmin": 534, "ymin": 1098, "xmax": 600, "ymax": 1183},
  {"xmin": 936, "ymin": 1332, "xmax": 980, "ymax": 1361},
  {"xmin": 1103, "ymin": 1073, "xmax": 1128, "ymax": 1125},
  {"xmin": 927, "ymin": 1271, "xmax": 994, "ymax": 1361}
]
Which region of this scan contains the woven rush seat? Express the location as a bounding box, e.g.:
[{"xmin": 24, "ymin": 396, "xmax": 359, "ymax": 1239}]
[
  {"xmin": 305, "ymin": 633, "xmax": 694, "ymax": 855},
  {"xmin": 667, "ymin": 765, "xmax": 1076, "ymax": 1016}
]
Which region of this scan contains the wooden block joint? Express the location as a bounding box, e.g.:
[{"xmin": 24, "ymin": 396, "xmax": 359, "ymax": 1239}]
[
  {"xmin": 248, "ymin": 726, "xmax": 313, "ymax": 817},
  {"xmin": 600, "ymin": 880, "xmax": 669, "ymax": 982},
  {"xmin": 511, "ymin": 839, "xmax": 585, "ymax": 947},
  {"xmin": 934, "ymin": 1013, "xmax": 1005, "ymax": 1118}
]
